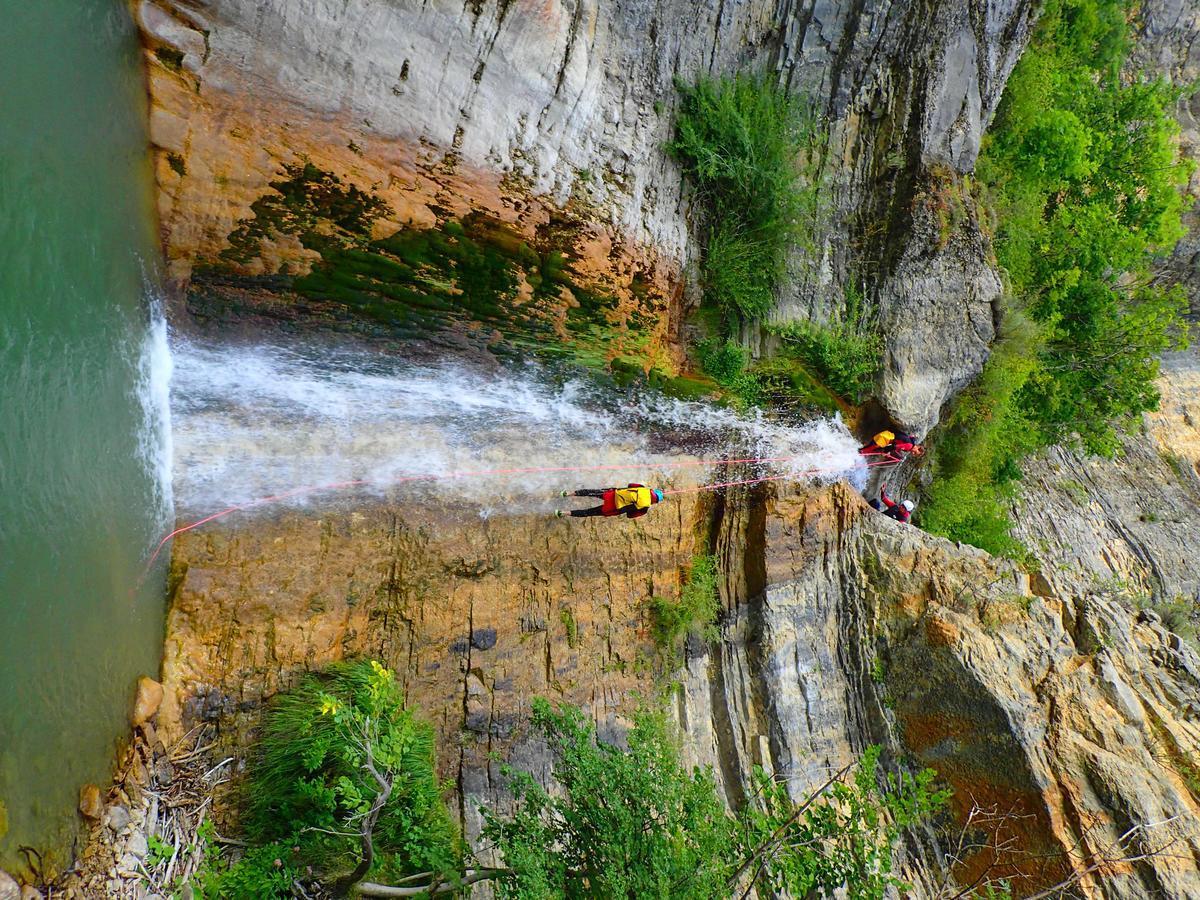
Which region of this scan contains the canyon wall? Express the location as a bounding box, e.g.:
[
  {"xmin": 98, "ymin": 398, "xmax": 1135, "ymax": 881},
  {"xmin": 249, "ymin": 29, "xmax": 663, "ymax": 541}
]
[
  {"xmin": 109, "ymin": 2, "xmax": 1200, "ymax": 897},
  {"xmin": 132, "ymin": 0, "xmax": 1036, "ymax": 433},
  {"xmin": 155, "ymin": 479, "xmax": 1200, "ymax": 896}
]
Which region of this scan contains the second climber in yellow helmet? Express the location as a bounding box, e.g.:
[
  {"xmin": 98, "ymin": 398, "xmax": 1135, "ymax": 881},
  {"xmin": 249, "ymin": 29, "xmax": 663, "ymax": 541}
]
[{"xmin": 859, "ymin": 429, "xmax": 924, "ymax": 463}]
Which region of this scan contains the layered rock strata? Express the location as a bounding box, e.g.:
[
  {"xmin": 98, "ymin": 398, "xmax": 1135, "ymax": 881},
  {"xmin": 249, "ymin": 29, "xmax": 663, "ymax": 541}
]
[
  {"xmin": 162, "ymin": 479, "xmax": 1200, "ymax": 896},
  {"xmin": 1016, "ymin": 350, "xmax": 1200, "ymax": 608}
]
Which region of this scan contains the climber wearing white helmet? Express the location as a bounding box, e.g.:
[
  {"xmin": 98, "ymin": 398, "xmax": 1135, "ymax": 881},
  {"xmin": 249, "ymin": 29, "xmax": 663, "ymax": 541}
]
[{"xmin": 869, "ymin": 486, "xmax": 914, "ymax": 524}]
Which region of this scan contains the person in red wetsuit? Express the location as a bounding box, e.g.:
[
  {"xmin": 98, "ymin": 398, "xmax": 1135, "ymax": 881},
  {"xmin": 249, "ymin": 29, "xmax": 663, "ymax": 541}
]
[
  {"xmin": 869, "ymin": 486, "xmax": 914, "ymax": 523},
  {"xmin": 556, "ymin": 483, "xmax": 665, "ymax": 519},
  {"xmin": 859, "ymin": 429, "xmax": 925, "ymax": 463}
]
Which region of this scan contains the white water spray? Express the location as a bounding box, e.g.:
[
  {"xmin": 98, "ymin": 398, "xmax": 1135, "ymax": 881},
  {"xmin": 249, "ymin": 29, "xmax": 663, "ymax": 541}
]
[
  {"xmin": 169, "ymin": 336, "xmax": 865, "ymax": 516},
  {"xmin": 135, "ymin": 292, "xmax": 174, "ymax": 532}
]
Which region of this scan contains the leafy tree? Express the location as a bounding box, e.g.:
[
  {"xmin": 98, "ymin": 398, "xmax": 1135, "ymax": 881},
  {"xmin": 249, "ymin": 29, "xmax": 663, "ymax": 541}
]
[
  {"xmin": 484, "ymin": 699, "xmax": 948, "ymax": 899},
  {"xmin": 484, "ymin": 701, "xmax": 737, "ymax": 898},
  {"xmin": 977, "ymin": 0, "xmax": 1191, "ymax": 455},
  {"xmin": 924, "ymin": 0, "xmax": 1192, "ymax": 551}
]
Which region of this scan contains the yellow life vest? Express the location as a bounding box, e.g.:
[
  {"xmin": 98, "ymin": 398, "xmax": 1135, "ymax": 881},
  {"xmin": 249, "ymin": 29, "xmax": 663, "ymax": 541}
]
[
  {"xmin": 872, "ymin": 430, "xmax": 896, "ymax": 448},
  {"xmin": 614, "ymin": 486, "xmax": 654, "ymax": 509}
]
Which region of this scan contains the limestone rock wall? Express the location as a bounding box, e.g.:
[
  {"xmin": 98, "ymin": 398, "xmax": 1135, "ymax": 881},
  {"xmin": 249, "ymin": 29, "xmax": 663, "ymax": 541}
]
[
  {"xmin": 679, "ymin": 484, "xmax": 1200, "ymax": 897},
  {"xmin": 1014, "ymin": 327, "xmax": 1200, "ymax": 610},
  {"xmin": 161, "ymin": 477, "xmax": 1200, "ymax": 897},
  {"xmin": 161, "ymin": 492, "xmax": 709, "ymax": 846},
  {"xmin": 132, "ymin": 0, "xmax": 1035, "ymax": 433}
]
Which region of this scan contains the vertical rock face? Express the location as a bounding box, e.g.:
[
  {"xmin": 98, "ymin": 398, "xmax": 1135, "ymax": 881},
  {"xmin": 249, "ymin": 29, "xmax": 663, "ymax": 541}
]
[
  {"xmin": 162, "ymin": 480, "xmax": 1200, "ymax": 897},
  {"xmin": 161, "ymin": 495, "xmax": 707, "ymax": 843},
  {"xmin": 770, "ymin": 0, "xmax": 1035, "ymax": 434},
  {"xmin": 679, "ymin": 485, "xmax": 1200, "ymax": 897},
  {"xmin": 1015, "ymin": 350, "xmax": 1200, "ymax": 606},
  {"xmin": 133, "ymin": 0, "xmax": 1034, "ymax": 432}
]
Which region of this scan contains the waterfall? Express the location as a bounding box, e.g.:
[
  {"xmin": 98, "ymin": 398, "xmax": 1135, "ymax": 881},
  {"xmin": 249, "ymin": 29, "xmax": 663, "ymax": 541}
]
[
  {"xmin": 169, "ymin": 335, "xmax": 866, "ymax": 519},
  {"xmin": 136, "ymin": 288, "xmax": 175, "ymax": 535}
]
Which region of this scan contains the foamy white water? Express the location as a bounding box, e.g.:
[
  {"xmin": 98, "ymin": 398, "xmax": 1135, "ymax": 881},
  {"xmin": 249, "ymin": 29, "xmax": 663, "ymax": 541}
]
[
  {"xmin": 170, "ymin": 336, "xmax": 865, "ymax": 516},
  {"xmin": 136, "ymin": 291, "xmax": 174, "ymax": 530}
]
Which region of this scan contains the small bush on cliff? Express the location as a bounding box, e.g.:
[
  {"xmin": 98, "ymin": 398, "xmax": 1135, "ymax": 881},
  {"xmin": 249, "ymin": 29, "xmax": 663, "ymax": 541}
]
[
  {"xmin": 774, "ymin": 318, "xmax": 882, "ymax": 405},
  {"xmin": 696, "ymin": 337, "xmax": 764, "ymax": 407},
  {"xmin": 651, "ymin": 553, "xmax": 721, "ymax": 653},
  {"xmin": 670, "ymin": 74, "xmax": 823, "ymax": 324},
  {"xmin": 201, "ymin": 659, "xmax": 462, "ymax": 898}
]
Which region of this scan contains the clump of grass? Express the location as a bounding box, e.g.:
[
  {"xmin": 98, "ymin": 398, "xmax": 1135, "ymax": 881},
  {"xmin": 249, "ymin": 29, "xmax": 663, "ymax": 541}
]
[
  {"xmin": 670, "ymin": 74, "xmax": 823, "ymax": 324},
  {"xmin": 774, "ymin": 320, "xmax": 881, "ymax": 404},
  {"xmin": 560, "ymin": 607, "xmax": 579, "ymax": 649},
  {"xmin": 696, "ymin": 337, "xmax": 762, "ymax": 407},
  {"xmin": 651, "ymin": 554, "xmax": 721, "ymax": 654},
  {"xmin": 1134, "ymin": 594, "xmax": 1198, "ymax": 648}
]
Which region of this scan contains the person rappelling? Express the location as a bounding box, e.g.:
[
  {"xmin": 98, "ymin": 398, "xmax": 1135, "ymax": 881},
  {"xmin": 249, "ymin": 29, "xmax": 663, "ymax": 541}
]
[
  {"xmin": 869, "ymin": 486, "xmax": 914, "ymax": 524},
  {"xmin": 859, "ymin": 429, "xmax": 924, "ymax": 463},
  {"xmin": 556, "ymin": 483, "xmax": 665, "ymax": 519}
]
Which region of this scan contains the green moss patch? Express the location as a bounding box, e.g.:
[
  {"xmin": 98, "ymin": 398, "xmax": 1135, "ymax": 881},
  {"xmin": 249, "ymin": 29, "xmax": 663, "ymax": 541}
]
[{"xmin": 213, "ymin": 165, "xmax": 687, "ymax": 388}]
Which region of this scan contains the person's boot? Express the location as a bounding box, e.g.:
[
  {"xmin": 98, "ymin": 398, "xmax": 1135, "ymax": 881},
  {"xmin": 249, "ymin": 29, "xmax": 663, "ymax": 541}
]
[
  {"xmin": 560, "ymin": 490, "xmax": 570, "ymax": 497},
  {"xmin": 555, "ymin": 509, "xmax": 564, "ymax": 517}
]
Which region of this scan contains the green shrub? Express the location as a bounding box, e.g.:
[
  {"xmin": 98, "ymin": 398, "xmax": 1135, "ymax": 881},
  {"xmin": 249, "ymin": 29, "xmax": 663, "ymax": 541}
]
[
  {"xmin": 199, "ymin": 843, "xmax": 302, "ymax": 899},
  {"xmin": 919, "ymin": 308, "xmax": 1041, "ymax": 557},
  {"xmin": 1135, "ymin": 594, "xmax": 1198, "ymax": 647},
  {"xmin": 696, "ymin": 338, "xmax": 762, "ymax": 407},
  {"xmin": 651, "ymin": 553, "xmax": 721, "ymax": 652},
  {"xmin": 484, "ymin": 701, "xmax": 948, "ymax": 898},
  {"xmin": 775, "ymin": 320, "xmax": 882, "ymax": 404},
  {"xmin": 205, "ymin": 660, "xmax": 461, "ymax": 897},
  {"xmin": 670, "ymin": 74, "xmax": 822, "ymax": 323}
]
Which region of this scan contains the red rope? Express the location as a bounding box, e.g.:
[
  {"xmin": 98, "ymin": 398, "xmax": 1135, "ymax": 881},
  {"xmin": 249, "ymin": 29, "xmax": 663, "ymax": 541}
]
[
  {"xmin": 144, "ymin": 454, "xmax": 800, "ymax": 570},
  {"xmin": 143, "ymin": 453, "xmax": 898, "ymax": 573},
  {"xmin": 664, "ymin": 457, "xmax": 898, "ymax": 495}
]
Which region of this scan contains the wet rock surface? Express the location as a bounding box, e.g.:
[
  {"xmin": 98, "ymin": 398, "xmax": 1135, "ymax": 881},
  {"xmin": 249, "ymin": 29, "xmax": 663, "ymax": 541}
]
[
  {"xmin": 159, "ymin": 493, "xmax": 708, "ymax": 847},
  {"xmin": 133, "ymin": 0, "xmax": 1036, "ymax": 433}
]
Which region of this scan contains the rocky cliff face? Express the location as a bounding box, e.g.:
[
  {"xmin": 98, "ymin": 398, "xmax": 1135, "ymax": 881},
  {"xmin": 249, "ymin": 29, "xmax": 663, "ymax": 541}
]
[
  {"xmin": 159, "ymin": 491, "xmax": 709, "ymax": 845},
  {"xmin": 1015, "ymin": 350, "xmax": 1200, "ymax": 608},
  {"xmin": 132, "ymin": 0, "xmax": 1034, "ymax": 433},
  {"xmin": 158, "ymin": 479, "xmax": 1200, "ymax": 897},
  {"xmin": 113, "ymin": 2, "xmax": 1200, "ymax": 898}
]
